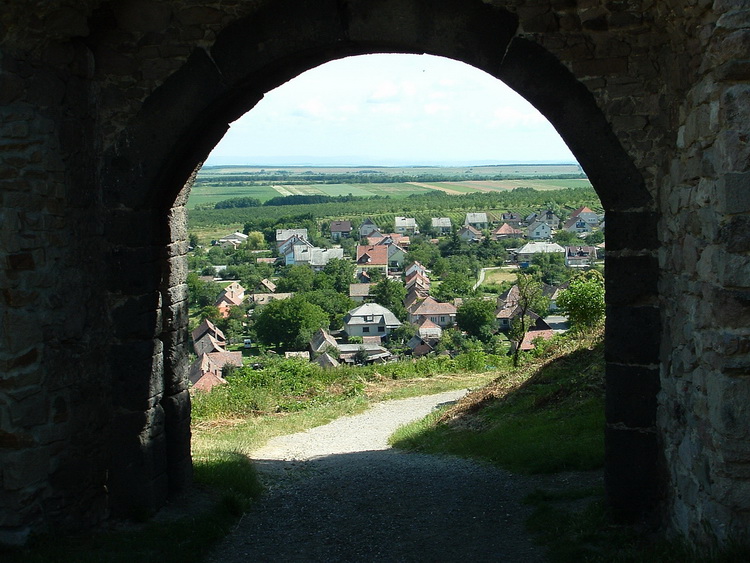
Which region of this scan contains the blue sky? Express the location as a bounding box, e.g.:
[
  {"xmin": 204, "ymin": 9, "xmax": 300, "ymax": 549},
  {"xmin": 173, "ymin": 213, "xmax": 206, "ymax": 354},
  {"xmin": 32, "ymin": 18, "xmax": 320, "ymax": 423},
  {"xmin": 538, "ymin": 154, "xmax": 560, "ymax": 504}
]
[{"xmin": 205, "ymin": 54, "xmax": 577, "ymax": 166}]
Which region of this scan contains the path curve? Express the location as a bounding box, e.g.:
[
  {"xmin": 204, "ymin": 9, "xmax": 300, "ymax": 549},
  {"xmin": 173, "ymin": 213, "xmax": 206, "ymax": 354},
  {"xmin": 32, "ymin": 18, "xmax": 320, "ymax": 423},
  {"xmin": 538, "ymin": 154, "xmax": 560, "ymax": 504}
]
[{"xmin": 206, "ymin": 390, "xmax": 551, "ymax": 562}]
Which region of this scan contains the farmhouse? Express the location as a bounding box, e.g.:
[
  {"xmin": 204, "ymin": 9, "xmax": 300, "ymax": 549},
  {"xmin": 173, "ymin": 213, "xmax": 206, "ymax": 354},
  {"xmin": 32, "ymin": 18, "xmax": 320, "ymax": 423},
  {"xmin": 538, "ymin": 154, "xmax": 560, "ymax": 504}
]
[
  {"xmin": 394, "ymin": 216, "xmax": 418, "ymax": 234},
  {"xmin": 464, "ymin": 212, "xmax": 489, "ymax": 230}
]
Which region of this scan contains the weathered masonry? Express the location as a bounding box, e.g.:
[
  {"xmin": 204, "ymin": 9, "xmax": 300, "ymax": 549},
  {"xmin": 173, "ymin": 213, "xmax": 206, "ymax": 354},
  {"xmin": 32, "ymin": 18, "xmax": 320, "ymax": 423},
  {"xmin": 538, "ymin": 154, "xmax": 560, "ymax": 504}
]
[{"xmin": 1, "ymin": 0, "xmax": 748, "ymax": 548}]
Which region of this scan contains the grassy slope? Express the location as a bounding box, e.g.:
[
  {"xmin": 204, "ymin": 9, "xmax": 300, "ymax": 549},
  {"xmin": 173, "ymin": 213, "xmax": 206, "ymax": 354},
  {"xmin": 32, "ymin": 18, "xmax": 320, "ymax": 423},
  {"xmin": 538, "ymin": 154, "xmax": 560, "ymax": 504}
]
[{"xmin": 390, "ymin": 335, "xmax": 605, "ymax": 474}]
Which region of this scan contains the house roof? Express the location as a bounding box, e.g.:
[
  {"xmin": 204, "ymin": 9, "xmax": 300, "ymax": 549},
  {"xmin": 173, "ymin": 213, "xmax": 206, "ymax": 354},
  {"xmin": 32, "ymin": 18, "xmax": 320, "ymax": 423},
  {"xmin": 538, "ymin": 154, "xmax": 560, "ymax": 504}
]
[
  {"xmin": 465, "ymin": 212, "xmax": 488, "ymax": 224},
  {"xmin": 191, "ymin": 371, "xmax": 227, "ymax": 392},
  {"xmin": 493, "ymin": 223, "xmax": 523, "ymax": 236},
  {"xmin": 189, "ymin": 351, "xmax": 241, "ymax": 386},
  {"xmin": 405, "ymin": 270, "xmax": 430, "ymax": 288},
  {"xmin": 251, "ymin": 292, "xmax": 294, "ymax": 305},
  {"xmin": 432, "ymin": 217, "xmax": 452, "ymax": 228},
  {"xmin": 276, "ymin": 228, "xmax": 308, "ymax": 241},
  {"xmin": 344, "ymin": 302, "xmax": 401, "ymax": 327},
  {"xmin": 260, "ymin": 278, "xmax": 277, "ymax": 292},
  {"xmin": 528, "ymin": 220, "xmax": 551, "ymax": 232},
  {"xmin": 191, "ymin": 319, "xmax": 225, "ymax": 345},
  {"xmin": 313, "ymin": 352, "xmax": 340, "ymax": 369},
  {"xmin": 356, "ymin": 245, "xmax": 388, "ymax": 266},
  {"xmin": 330, "ymin": 220, "xmax": 352, "ymax": 232},
  {"xmin": 417, "ymin": 317, "xmax": 440, "ymax": 329},
  {"xmin": 461, "ymin": 225, "xmax": 482, "ymax": 235},
  {"xmin": 293, "ymin": 246, "xmax": 344, "ymax": 266},
  {"xmin": 349, "ymin": 283, "xmax": 373, "ymax": 298},
  {"xmin": 215, "ymin": 281, "xmax": 245, "ymax": 307},
  {"xmin": 571, "ymin": 206, "xmax": 595, "ymax": 218},
  {"xmin": 394, "ymin": 216, "xmax": 417, "ymax": 228},
  {"xmin": 410, "ymin": 296, "xmax": 457, "ymax": 316},
  {"xmin": 309, "ymin": 328, "xmax": 338, "ymax": 353},
  {"xmin": 193, "ymin": 334, "xmax": 225, "ymax": 356},
  {"xmin": 520, "ymin": 329, "xmax": 556, "ymax": 351},
  {"xmin": 565, "ymin": 245, "xmax": 597, "ymax": 257},
  {"xmin": 218, "ymin": 231, "xmax": 248, "ymax": 243},
  {"xmin": 516, "ymin": 242, "xmax": 565, "ymax": 255}
]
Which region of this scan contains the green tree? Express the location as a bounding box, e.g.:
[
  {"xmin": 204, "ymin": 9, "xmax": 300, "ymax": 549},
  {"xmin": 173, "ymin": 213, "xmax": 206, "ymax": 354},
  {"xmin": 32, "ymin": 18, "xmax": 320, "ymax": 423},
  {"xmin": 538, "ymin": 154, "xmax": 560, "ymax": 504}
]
[
  {"xmin": 528, "ymin": 252, "xmax": 569, "ymax": 286},
  {"xmin": 557, "ymin": 270, "xmax": 605, "ymax": 332},
  {"xmin": 187, "ymin": 272, "xmax": 220, "ymax": 307},
  {"xmin": 276, "ymin": 265, "xmax": 316, "ymax": 292},
  {"xmin": 320, "ymin": 258, "xmax": 356, "ymax": 293},
  {"xmin": 553, "ymin": 230, "xmax": 579, "ymax": 245},
  {"xmin": 372, "ymin": 277, "xmax": 407, "ymax": 321},
  {"xmin": 509, "ymin": 273, "xmax": 547, "ymax": 367},
  {"xmin": 252, "ymin": 295, "xmax": 328, "ymax": 351},
  {"xmin": 300, "ymin": 289, "xmax": 356, "ymax": 330},
  {"xmin": 433, "ymin": 272, "xmax": 474, "ymax": 302},
  {"xmin": 456, "ymin": 298, "xmax": 497, "ymax": 341},
  {"xmin": 245, "ymin": 231, "xmax": 266, "ymax": 250}
]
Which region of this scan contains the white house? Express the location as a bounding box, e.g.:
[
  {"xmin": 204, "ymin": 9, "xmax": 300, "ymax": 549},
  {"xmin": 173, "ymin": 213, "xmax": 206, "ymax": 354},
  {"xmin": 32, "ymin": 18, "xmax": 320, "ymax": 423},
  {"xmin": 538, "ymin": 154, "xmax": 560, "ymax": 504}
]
[
  {"xmin": 275, "ymin": 228, "xmax": 308, "ymax": 242},
  {"xmin": 431, "ymin": 217, "xmax": 452, "ymax": 234},
  {"xmin": 528, "ymin": 220, "xmax": 552, "ymax": 240},
  {"xmin": 217, "ymin": 231, "xmax": 248, "ymax": 249},
  {"xmin": 394, "ymin": 216, "xmax": 418, "ymax": 234},
  {"xmin": 464, "ymin": 212, "xmax": 488, "ymax": 230},
  {"xmin": 515, "ymin": 242, "xmax": 565, "ymax": 267},
  {"xmin": 343, "ymin": 303, "xmax": 401, "ymax": 337}
]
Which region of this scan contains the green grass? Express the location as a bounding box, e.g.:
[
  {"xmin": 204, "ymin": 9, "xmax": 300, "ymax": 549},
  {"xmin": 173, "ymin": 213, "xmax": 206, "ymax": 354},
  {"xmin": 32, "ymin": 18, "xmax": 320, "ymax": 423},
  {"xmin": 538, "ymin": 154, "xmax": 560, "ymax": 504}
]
[
  {"xmin": 3, "ymin": 454, "xmax": 262, "ymax": 563},
  {"xmin": 390, "ymin": 337, "xmax": 605, "ymax": 474}
]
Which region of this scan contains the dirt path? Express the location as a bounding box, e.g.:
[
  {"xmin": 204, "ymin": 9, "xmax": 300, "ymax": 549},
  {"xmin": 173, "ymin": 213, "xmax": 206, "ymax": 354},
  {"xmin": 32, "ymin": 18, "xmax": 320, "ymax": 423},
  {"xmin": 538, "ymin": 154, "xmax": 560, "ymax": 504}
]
[{"xmin": 205, "ymin": 391, "xmax": 589, "ymax": 562}]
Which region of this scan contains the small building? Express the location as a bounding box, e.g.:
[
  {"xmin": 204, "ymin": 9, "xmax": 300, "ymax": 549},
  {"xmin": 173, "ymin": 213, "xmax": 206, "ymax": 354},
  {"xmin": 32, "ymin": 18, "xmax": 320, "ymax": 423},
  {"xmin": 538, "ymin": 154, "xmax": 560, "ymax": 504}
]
[
  {"xmin": 309, "ymin": 328, "xmax": 339, "ymax": 355},
  {"xmin": 458, "ymin": 225, "xmax": 483, "ymax": 242},
  {"xmin": 394, "ymin": 216, "xmax": 419, "ymax": 235},
  {"xmin": 349, "ymin": 283, "xmax": 373, "ymax": 302},
  {"xmin": 343, "ymin": 302, "xmax": 401, "ymax": 337},
  {"xmin": 407, "ymin": 296, "xmax": 457, "ymax": 327},
  {"xmin": 355, "ymin": 245, "xmax": 389, "ymax": 276},
  {"xmin": 514, "ymin": 242, "xmax": 565, "ymax": 267},
  {"xmin": 570, "ymin": 206, "xmax": 600, "ymax": 226},
  {"xmin": 251, "ymin": 292, "xmax": 294, "ymax": 305},
  {"xmin": 464, "ymin": 212, "xmax": 488, "ymax": 230},
  {"xmin": 359, "ymin": 218, "xmax": 380, "ymax": 238},
  {"xmin": 492, "ymin": 223, "xmax": 524, "ymax": 240},
  {"xmin": 330, "ymin": 220, "xmax": 352, "ymax": 240},
  {"xmin": 563, "ymin": 216, "xmax": 592, "ymax": 234},
  {"xmin": 526, "ymin": 210, "xmax": 560, "ymax": 228},
  {"xmin": 501, "ymin": 212, "xmax": 523, "ymax": 227},
  {"xmin": 565, "ymin": 245, "xmax": 598, "ymax": 267},
  {"xmin": 527, "ymin": 220, "xmax": 552, "ymax": 240},
  {"xmin": 431, "ymin": 217, "xmax": 452, "ymax": 234},
  {"xmin": 217, "ymin": 231, "xmax": 248, "ymax": 250},
  {"xmin": 276, "ymin": 228, "xmax": 308, "ymax": 242},
  {"xmin": 291, "ymin": 246, "xmax": 345, "ymax": 271},
  {"xmin": 214, "ymin": 281, "xmax": 246, "ymax": 318}
]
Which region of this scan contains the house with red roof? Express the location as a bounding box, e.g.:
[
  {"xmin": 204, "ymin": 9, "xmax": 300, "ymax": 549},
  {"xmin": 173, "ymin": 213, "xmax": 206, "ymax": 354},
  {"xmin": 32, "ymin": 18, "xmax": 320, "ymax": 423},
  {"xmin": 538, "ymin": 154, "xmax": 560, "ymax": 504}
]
[
  {"xmin": 492, "ymin": 223, "xmax": 524, "ymax": 240},
  {"xmin": 407, "ymin": 296, "xmax": 457, "ymax": 327},
  {"xmin": 355, "ymin": 244, "xmax": 389, "ymax": 276}
]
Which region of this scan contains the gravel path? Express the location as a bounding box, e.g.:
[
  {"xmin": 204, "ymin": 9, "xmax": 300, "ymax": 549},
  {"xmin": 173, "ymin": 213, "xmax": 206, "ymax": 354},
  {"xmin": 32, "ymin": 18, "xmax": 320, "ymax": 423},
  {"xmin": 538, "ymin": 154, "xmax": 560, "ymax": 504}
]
[{"xmin": 206, "ymin": 390, "xmax": 581, "ymax": 562}]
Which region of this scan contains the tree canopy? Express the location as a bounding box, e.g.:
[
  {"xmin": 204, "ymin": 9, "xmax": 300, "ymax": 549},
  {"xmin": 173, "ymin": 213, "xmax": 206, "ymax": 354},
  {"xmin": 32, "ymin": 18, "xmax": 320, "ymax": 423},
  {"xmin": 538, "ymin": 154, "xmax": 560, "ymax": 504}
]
[
  {"xmin": 557, "ymin": 270, "xmax": 605, "ymax": 332},
  {"xmin": 252, "ymin": 295, "xmax": 329, "ymax": 351},
  {"xmin": 456, "ymin": 298, "xmax": 497, "ymax": 341}
]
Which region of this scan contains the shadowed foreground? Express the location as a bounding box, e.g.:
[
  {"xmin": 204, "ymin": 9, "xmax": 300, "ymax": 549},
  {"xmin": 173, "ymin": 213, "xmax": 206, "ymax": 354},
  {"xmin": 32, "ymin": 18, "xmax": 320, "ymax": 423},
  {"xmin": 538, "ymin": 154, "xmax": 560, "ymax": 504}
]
[{"xmin": 206, "ymin": 391, "xmax": 587, "ymax": 562}]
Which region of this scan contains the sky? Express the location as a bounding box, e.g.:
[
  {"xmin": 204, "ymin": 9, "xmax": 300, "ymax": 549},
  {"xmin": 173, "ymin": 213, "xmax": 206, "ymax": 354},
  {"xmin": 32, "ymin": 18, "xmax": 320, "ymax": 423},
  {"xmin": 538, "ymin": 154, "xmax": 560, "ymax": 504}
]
[{"xmin": 205, "ymin": 54, "xmax": 577, "ymax": 167}]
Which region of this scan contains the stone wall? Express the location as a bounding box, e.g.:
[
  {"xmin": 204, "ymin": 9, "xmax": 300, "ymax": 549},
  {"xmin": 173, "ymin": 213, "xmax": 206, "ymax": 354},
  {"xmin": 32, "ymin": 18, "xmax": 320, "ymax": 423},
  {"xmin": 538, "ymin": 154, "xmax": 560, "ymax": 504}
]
[{"xmin": 0, "ymin": 0, "xmax": 748, "ymax": 547}]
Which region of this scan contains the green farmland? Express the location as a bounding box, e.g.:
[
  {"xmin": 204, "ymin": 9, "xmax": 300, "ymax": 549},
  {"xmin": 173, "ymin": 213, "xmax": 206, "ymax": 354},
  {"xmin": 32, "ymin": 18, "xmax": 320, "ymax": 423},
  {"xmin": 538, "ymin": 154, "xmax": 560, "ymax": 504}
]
[{"xmin": 189, "ymin": 164, "xmax": 591, "ymax": 209}]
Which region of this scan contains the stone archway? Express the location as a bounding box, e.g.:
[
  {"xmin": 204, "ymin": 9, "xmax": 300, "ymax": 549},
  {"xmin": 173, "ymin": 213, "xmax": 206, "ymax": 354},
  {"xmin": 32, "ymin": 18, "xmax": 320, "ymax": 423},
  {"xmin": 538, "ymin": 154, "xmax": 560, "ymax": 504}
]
[
  {"xmin": 101, "ymin": 0, "xmax": 658, "ymax": 523},
  {"xmin": 3, "ymin": 0, "xmax": 748, "ymax": 548}
]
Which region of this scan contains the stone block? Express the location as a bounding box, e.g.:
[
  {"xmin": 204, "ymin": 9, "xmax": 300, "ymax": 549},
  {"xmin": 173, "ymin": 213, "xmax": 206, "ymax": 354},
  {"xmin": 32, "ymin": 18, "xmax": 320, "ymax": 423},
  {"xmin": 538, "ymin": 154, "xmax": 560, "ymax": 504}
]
[
  {"xmin": 605, "ymin": 211, "xmax": 659, "ymax": 252},
  {"xmin": 104, "ymin": 209, "xmax": 162, "ymax": 247},
  {"xmin": 109, "ymin": 340, "xmax": 164, "ymax": 411},
  {"xmin": 716, "ymin": 172, "xmax": 750, "ymax": 214},
  {"xmin": 605, "ymin": 305, "xmax": 660, "ymax": 365},
  {"xmin": 605, "ymin": 425, "xmax": 661, "ymax": 521},
  {"xmin": 606, "ymin": 363, "xmax": 660, "ymax": 428},
  {"xmin": 105, "ymin": 246, "xmax": 161, "ymax": 295},
  {"xmin": 111, "ymin": 293, "xmax": 162, "ymax": 339},
  {"xmin": 605, "ymin": 255, "xmax": 659, "ymax": 306}
]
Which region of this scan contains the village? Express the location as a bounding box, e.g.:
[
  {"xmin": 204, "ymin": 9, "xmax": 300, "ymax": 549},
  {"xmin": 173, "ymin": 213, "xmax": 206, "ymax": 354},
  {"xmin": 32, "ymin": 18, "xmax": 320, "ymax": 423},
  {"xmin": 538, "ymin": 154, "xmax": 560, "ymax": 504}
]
[{"xmin": 188, "ymin": 206, "xmax": 604, "ymax": 391}]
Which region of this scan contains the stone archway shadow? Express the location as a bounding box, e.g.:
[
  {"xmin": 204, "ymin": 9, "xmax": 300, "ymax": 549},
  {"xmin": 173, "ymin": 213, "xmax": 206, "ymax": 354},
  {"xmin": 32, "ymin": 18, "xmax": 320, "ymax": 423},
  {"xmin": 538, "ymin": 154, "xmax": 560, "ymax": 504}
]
[{"xmin": 101, "ymin": 0, "xmax": 660, "ymax": 524}]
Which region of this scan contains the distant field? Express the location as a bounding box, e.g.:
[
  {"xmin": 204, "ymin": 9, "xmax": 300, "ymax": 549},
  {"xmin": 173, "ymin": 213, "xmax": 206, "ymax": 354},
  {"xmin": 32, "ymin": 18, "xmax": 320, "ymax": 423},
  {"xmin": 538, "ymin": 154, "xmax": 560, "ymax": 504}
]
[{"xmin": 189, "ymin": 165, "xmax": 591, "ymax": 209}]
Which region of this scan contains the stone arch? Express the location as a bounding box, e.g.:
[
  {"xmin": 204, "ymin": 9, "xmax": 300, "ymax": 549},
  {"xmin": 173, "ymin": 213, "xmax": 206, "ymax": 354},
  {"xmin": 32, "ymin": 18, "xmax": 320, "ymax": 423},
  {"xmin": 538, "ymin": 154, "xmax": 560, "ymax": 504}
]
[{"xmin": 101, "ymin": 0, "xmax": 660, "ymax": 523}]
